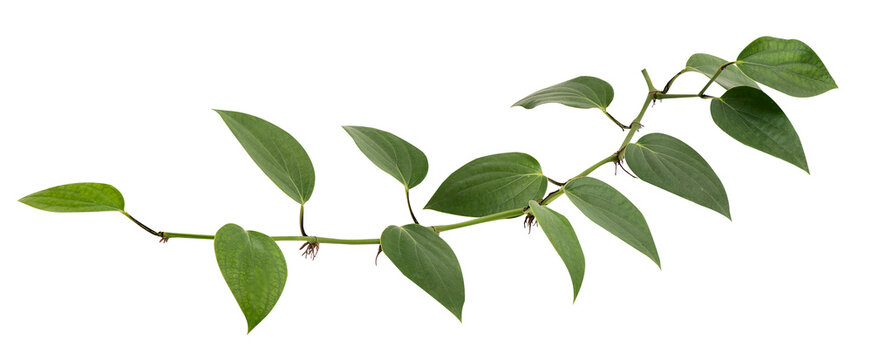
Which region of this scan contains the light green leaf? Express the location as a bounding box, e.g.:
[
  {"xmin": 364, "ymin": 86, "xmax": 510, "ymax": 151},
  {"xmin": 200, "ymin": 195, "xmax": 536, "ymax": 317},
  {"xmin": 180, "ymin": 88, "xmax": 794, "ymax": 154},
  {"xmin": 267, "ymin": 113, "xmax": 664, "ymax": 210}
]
[
  {"xmin": 686, "ymin": 53, "xmax": 759, "ymax": 90},
  {"xmin": 215, "ymin": 110, "xmax": 315, "ymax": 204},
  {"xmin": 527, "ymin": 201, "xmax": 585, "ymax": 301},
  {"xmin": 625, "ymin": 133, "xmax": 731, "ymax": 219},
  {"xmin": 564, "ymin": 177, "xmax": 659, "ymax": 267},
  {"xmin": 710, "ymin": 86, "xmax": 808, "ymax": 172},
  {"xmin": 380, "ymin": 224, "xmax": 464, "ymax": 320},
  {"xmin": 343, "ymin": 126, "xmax": 428, "ymax": 189},
  {"xmin": 737, "ymin": 36, "xmax": 837, "ymax": 97},
  {"xmin": 19, "ymin": 183, "xmax": 124, "ymax": 212},
  {"xmin": 425, "ymin": 152, "xmax": 547, "ymax": 217},
  {"xmin": 214, "ymin": 224, "xmax": 288, "ymax": 334},
  {"xmin": 512, "ymin": 76, "xmax": 614, "ymax": 110}
]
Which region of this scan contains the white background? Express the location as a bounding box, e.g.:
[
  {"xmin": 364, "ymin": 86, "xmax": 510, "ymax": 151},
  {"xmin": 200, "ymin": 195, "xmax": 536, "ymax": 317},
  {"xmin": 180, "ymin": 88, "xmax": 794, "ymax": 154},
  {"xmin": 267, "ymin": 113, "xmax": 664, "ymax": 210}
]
[{"xmin": 1, "ymin": 1, "xmax": 869, "ymax": 358}]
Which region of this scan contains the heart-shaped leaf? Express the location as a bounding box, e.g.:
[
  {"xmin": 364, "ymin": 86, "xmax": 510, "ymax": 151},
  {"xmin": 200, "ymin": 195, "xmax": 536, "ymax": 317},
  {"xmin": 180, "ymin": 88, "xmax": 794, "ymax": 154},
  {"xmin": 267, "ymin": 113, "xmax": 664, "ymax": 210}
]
[
  {"xmin": 710, "ymin": 86, "xmax": 808, "ymax": 172},
  {"xmin": 625, "ymin": 133, "xmax": 731, "ymax": 219},
  {"xmin": 564, "ymin": 177, "xmax": 659, "ymax": 267},
  {"xmin": 512, "ymin": 76, "xmax": 614, "ymax": 110},
  {"xmin": 214, "ymin": 224, "xmax": 288, "ymax": 333},
  {"xmin": 527, "ymin": 201, "xmax": 585, "ymax": 301},
  {"xmin": 20, "ymin": 183, "xmax": 125, "ymax": 212},
  {"xmin": 380, "ymin": 224, "xmax": 464, "ymax": 320},
  {"xmin": 343, "ymin": 126, "xmax": 428, "ymax": 189},
  {"xmin": 736, "ymin": 36, "xmax": 837, "ymax": 97},
  {"xmin": 425, "ymin": 152, "xmax": 547, "ymax": 217},
  {"xmin": 216, "ymin": 110, "xmax": 315, "ymax": 204},
  {"xmin": 686, "ymin": 53, "xmax": 758, "ymax": 90}
]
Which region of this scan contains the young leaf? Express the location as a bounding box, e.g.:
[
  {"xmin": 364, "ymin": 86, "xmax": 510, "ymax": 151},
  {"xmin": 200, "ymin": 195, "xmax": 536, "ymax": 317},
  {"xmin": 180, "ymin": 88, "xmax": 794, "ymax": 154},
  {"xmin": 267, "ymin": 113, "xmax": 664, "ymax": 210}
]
[
  {"xmin": 19, "ymin": 183, "xmax": 125, "ymax": 212},
  {"xmin": 709, "ymin": 86, "xmax": 808, "ymax": 172},
  {"xmin": 214, "ymin": 224, "xmax": 288, "ymax": 334},
  {"xmin": 215, "ymin": 110, "xmax": 315, "ymax": 204},
  {"xmin": 512, "ymin": 76, "xmax": 614, "ymax": 110},
  {"xmin": 380, "ymin": 224, "xmax": 464, "ymax": 320},
  {"xmin": 425, "ymin": 152, "xmax": 547, "ymax": 217},
  {"xmin": 686, "ymin": 53, "xmax": 759, "ymax": 90},
  {"xmin": 625, "ymin": 133, "xmax": 731, "ymax": 219},
  {"xmin": 343, "ymin": 126, "xmax": 428, "ymax": 189},
  {"xmin": 564, "ymin": 177, "xmax": 659, "ymax": 267},
  {"xmin": 527, "ymin": 201, "xmax": 585, "ymax": 301},
  {"xmin": 736, "ymin": 36, "xmax": 837, "ymax": 97}
]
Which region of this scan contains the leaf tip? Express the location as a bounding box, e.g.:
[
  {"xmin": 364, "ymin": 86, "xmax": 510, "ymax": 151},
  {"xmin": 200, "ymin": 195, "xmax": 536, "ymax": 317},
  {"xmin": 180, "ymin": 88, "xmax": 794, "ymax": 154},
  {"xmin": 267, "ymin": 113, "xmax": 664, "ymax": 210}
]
[
  {"xmin": 452, "ymin": 307, "xmax": 463, "ymax": 323},
  {"xmin": 511, "ymin": 100, "xmax": 533, "ymax": 109}
]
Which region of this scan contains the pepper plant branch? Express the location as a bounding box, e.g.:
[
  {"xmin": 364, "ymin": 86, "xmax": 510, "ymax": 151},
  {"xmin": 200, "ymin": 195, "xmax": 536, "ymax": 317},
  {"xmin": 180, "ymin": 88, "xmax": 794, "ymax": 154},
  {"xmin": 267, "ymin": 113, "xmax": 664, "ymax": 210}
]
[
  {"xmin": 126, "ymin": 69, "xmax": 666, "ymax": 245},
  {"xmin": 19, "ymin": 36, "xmax": 837, "ymax": 333}
]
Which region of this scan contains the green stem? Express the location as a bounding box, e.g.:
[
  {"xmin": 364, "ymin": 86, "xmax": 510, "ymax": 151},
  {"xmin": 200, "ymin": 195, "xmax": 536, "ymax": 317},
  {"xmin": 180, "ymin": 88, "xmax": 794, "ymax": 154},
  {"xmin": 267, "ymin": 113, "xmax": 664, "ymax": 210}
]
[
  {"xmin": 431, "ymin": 208, "xmax": 525, "ymax": 232},
  {"xmin": 162, "ymin": 232, "xmax": 214, "ymax": 239},
  {"xmin": 161, "ymin": 232, "xmax": 379, "ymax": 244},
  {"xmin": 123, "ymin": 212, "xmax": 162, "ymax": 237},
  {"xmin": 602, "ymin": 109, "xmax": 631, "ymax": 130},
  {"xmin": 617, "ymin": 93, "xmax": 655, "ymax": 159},
  {"xmin": 299, "ymin": 205, "xmax": 307, "ymax": 236},
  {"xmin": 642, "ymin": 69, "xmax": 655, "ymax": 92},
  {"xmin": 698, "ymin": 61, "xmax": 734, "ymax": 96},
  {"xmin": 654, "ymin": 93, "xmax": 700, "ymax": 99},
  {"xmin": 405, "ymin": 187, "xmax": 419, "ymax": 224},
  {"xmin": 661, "ymin": 68, "xmax": 688, "ymax": 94}
]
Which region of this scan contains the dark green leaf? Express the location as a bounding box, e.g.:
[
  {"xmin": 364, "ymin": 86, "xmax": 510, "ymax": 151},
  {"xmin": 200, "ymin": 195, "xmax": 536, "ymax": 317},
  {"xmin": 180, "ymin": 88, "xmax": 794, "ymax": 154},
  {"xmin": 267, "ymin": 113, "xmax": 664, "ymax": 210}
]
[
  {"xmin": 625, "ymin": 133, "xmax": 731, "ymax": 219},
  {"xmin": 686, "ymin": 53, "xmax": 758, "ymax": 90},
  {"xmin": 710, "ymin": 86, "xmax": 808, "ymax": 172},
  {"xmin": 737, "ymin": 36, "xmax": 837, "ymax": 97},
  {"xmin": 216, "ymin": 110, "xmax": 315, "ymax": 204},
  {"xmin": 564, "ymin": 177, "xmax": 659, "ymax": 267},
  {"xmin": 512, "ymin": 76, "xmax": 614, "ymax": 110},
  {"xmin": 425, "ymin": 152, "xmax": 547, "ymax": 217},
  {"xmin": 214, "ymin": 224, "xmax": 288, "ymax": 333},
  {"xmin": 19, "ymin": 183, "xmax": 124, "ymax": 212},
  {"xmin": 527, "ymin": 201, "xmax": 585, "ymax": 301},
  {"xmin": 343, "ymin": 126, "xmax": 428, "ymax": 189},
  {"xmin": 380, "ymin": 224, "xmax": 464, "ymax": 320}
]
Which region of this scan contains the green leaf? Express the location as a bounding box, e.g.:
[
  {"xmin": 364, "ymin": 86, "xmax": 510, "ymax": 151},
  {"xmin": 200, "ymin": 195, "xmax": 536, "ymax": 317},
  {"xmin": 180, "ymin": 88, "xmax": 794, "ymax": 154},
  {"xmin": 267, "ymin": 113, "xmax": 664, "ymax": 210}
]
[
  {"xmin": 425, "ymin": 152, "xmax": 547, "ymax": 217},
  {"xmin": 19, "ymin": 183, "xmax": 124, "ymax": 212},
  {"xmin": 625, "ymin": 133, "xmax": 731, "ymax": 219},
  {"xmin": 512, "ymin": 76, "xmax": 614, "ymax": 110},
  {"xmin": 380, "ymin": 224, "xmax": 464, "ymax": 320},
  {"xmin": 215, "ymin": 110, "xmax": 315, "ymax": 204},
  {"xmin": 736, "ymin": 36, "xmax": 837, "ymax": 97},
  {"xmin": 710, "ymin": 86, "xmax": 808, "ymax": 172},
  {"xmin": 343, "ymin": 126, "xmax": 428, "ymax": 189},
  {"xmin": 686, "ymin": 53, "xmax": 759, "ymax": 90},
  {"xmin": 564, "ymin": 177, "xmax": 659, "ymax": 267},
  {"xmin": 527, "ymin": 201, "xmax": 585, "ymax": 301},
  {"xmin": 214, "ymin": 224, "xmax": 288, "ymax": 333}
]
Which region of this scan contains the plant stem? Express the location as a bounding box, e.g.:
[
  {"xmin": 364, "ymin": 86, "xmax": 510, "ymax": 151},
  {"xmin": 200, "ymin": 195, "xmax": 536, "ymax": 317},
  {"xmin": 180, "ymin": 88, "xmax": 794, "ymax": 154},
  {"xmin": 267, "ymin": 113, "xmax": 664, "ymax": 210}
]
[
  {"xmin": 602, "ymin": 110, "xmax": 630, "ymax": 130},
  {"xmin": 431, "ymin": 208, "xmax": 525, "ymax": 232},
  {"xmin": 654, "ymin": 93, "xmax": 700, "ymax": 99},
  {"xmin": 642, "ymin": 69, "xmax": 655, "ymax": 92},
  {"xmin": 123, "ymin": 212, "xmax": 162, "ymax": 237},
  {"xmin": 299, "ymin": 205, "xmax": 307, "ymax": 236},
  {"xmin": 617, "ymin": 92, "xmax": 655, "ymax": 159},
  {"xmin": 698, "ymin": 61, "xmax": 735, "ymax": 96},
  {"xmin": 661, "ymin": 68, "xmax": 687, "ymax": 94},
  {"xmin": 161, "ymin": 232, "xmax": 380, "ymax": 244},
  {"xmin": 405, "ymin": 187, "xmax": 419, "ymax": 224}
]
